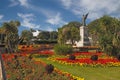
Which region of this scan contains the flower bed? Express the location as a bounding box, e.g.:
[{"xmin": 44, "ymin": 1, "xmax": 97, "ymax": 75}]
[
  {"xmin": 33, "ymin": 50, "xmax": 54, "ymax": 58},
  {"xmin": 34, "ymin": 58, "xmax": 84, "ymax": 80},
  {"xmin": 58, "ymin": 58, "xmax": 119, "ymax": 65},
  {"xmin": 38, "ymin": 50, "xmax": 54, "ymax": 55},
  {"xmin": 2, "ymin": 54, "xmax": 81, "ymax": 80},
  {"xmin": 48, "ymin": 56, "xmax": 120, "ymax": 67}
]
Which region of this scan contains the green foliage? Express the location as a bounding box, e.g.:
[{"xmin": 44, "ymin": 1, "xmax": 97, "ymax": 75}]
[
  {"xmin": 33, "ymin": 40, "xmax": 57, "ymax": 44},
  {"xmin": 1, "ymin": 20, "xmax": 20, "ymax": 53},
  {"xmin": 38, "ymin": 31, "xmax": 50, "ymax": 40},
  {"xmin": 58, "ymin": 21, "xmax": 81, "ymax": 45},
  {"xmin": 21, "ymin": 30, "xmax": 33, "ymax": 45},
  {"xmin": 54, "ymin": 44, "xmax": 73, "ymax": 55},
  {"xmin": 88, "ymin": 15, "xmax": 120, "ymax": 56},
  {"xmin": 38, "ymin": 31, "xmax": 58, "ymax": 40},
  {"xmin": 50, "ymin": 31, "xmax": 58, "ymax": 40}
]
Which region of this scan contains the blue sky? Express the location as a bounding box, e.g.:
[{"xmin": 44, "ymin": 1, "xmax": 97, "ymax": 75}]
[{"xmin": 0, "ymin": 0, "xmax": 120, "ymax": 34}]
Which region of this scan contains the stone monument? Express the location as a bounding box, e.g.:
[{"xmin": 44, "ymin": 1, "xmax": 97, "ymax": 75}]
[{"xmin": 76, "ymin": 13, "xmax": 91, "ymax": 47}]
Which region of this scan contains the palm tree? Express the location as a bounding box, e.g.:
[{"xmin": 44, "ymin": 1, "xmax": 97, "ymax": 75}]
[{"xmin": 2, "ymin": 20, "xmax": 20, "ymax": 53}]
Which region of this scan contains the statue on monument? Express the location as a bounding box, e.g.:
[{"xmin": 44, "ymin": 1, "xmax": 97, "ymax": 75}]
[{"xmin": 82, "ymin": 13, "xmax": 89, "ymax": 26}]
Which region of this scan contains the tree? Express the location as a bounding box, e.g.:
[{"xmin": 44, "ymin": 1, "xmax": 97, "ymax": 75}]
[
  {"xmin": 30, "ymin": 28, "xmax": 36, "ymax": 32},
  {"xmin": 88, "ymin": 15, "xmax": 120, "ymax": 56},
  {"xmin": 21, "ymin": 30, "xmax": 33, "ymax": 45},
  {"xmin": 49, "ymin": 31, "xmax": 58, "ymax": 40},
  {"xmin": 1, "ymin": 20, "xmax": 20, "ymax": 53},
  {"xmin": 38, "ymin": 31, "xmax": 50, "ymax": 40},
  {"xmin": 0, "ymin": 27, "xmax": 6, "ymax": 44},
  {"xmin": 87, "ymin": 19, "xmax": 100, "ymax": 46},
  {"xmin": 58, "ymin": 21, "xmax": 81, "ymax": 45}
]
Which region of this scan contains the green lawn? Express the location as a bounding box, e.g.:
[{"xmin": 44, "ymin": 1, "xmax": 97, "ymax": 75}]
[{"xmin": 40, "ymin": 57, "xmax": 120, "ymax": 80}]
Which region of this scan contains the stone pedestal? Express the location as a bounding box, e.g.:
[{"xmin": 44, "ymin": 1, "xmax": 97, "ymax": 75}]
[{"xmin": 76, "ymin": 26, "xmax": 90, "ymax": 47}]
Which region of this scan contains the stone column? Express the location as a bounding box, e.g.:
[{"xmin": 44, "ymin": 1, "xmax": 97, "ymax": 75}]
[{"xmin": 76, "ymin": 26, "xmax": 90, "ymax": 47}]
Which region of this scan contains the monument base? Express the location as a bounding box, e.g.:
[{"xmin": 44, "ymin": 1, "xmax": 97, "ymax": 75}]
[
  {"xmin": 75, "ymin": 41, "xmax": 91, "ymax": 47},
  {"xmin": 75, "ymin": 25, "xmax": 91, "ymax": 47}
]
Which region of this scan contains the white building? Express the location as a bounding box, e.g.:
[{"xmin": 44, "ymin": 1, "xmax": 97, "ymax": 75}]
[{"xmin": 32, "ymin": 30, "xmax": 40, "ymax": 37}]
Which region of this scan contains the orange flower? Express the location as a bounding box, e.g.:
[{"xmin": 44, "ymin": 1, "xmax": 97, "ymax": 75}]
[{"xmin": 7, "ymin": 74, "xmax": 11, "ymax": 79}]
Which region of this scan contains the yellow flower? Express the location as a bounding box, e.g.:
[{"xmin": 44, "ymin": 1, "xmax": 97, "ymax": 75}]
[
  {"xmin": 79, "ymin": 63, "xmax": 83, "ymax": 66},
  {"xmin": 72, "ymin": 75, "xmax": 84, "ymax": 80}
]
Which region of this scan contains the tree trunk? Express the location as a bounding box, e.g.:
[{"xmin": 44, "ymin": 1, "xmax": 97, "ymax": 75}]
[
  {"xmin": 9, "ymin": 40, "xmax": 13, "ymax": 53},
  {"xmin": 0, "ymin": 53, "xmax": 7, "ymax": 80}
]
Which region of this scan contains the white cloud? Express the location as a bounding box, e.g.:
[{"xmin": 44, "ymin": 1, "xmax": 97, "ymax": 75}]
[
  {"xmin": 40, "ymin": 10, "xmax": 67, "ymax": 31},
  {"xmin": 18, "ymin": 0, "xmax": 29, "ymax": 8},
  {"xmin": 17, "ymin": 13, "xmax": 40, "ymax": 29},
  {"xmin": 61, "ymin": 0, "xmax": 120, "ymax": 20},
  {"xmin": 0, "ymin": 15, "xmax": 4, "ymax": 20},
  {"xmin": 9, "ymin": 0, "xmax": 45, "ymax": 16},
  {"xmin": 46, "ymin": 12, "xmax": 67, "ymax": 26},
  {"xmin": 9, "ymin": 0, "xmax": 19, "ymax": 7},
  {"xmin": 9, "ymin": 0, "xmax": 29, "ymax": 8},
  {"xmin": 61, "ymin": 0, "xmax": 72, "ymax": 9}
]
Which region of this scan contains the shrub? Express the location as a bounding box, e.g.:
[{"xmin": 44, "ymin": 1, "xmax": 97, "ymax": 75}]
[
  {"xmin": 14, "ymin": 55, "xmax": 18, "ymax": 59},
  {"xmin": 21, "ymin": 46, "xmax": 25, "ymax": 48},
  {"xmin": 90, "ymin": 55, "xmax": 98, "ymax": 61},
  {"xmin": 45, "ymin": 64, "xmax": 54, "ymax": 74},
  {"xmin": 27, "ymin": 45, "xmax": 29, "ymax": 47},
  {"xmin": 28, "ymin": 54, "xmax": 33, "ymax": 60},
  {"xmin": 69, "ymin": 55, "xmax": 76, "ymax": 60},
  {"xmin": 116, "ymin": 54, "xmax": 120, "ymax": 60},
  {"xmin": 54, "ymin": 44, "xmax": 73, "ymax": 55}
]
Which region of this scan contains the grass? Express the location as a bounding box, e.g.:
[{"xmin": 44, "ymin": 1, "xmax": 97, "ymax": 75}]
[{"xmin": 40, "ymin": 57, "xmax": 120, "ymax": 80}]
